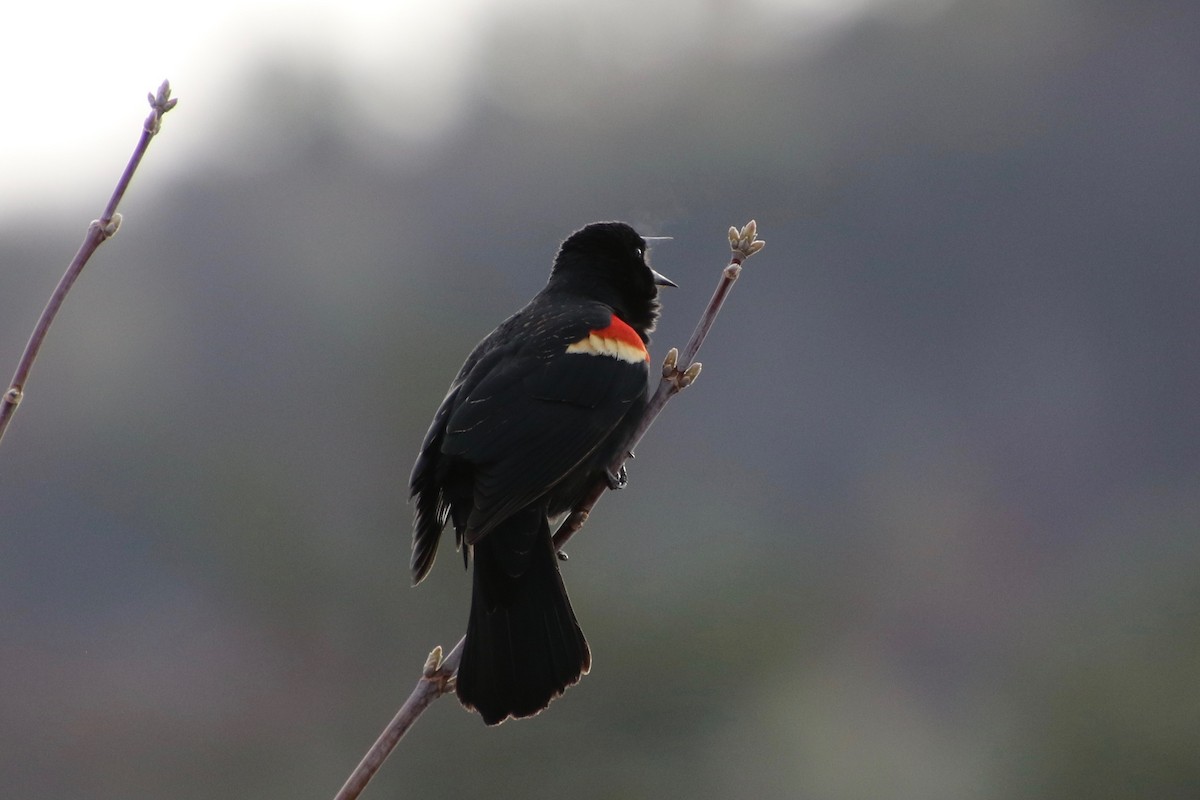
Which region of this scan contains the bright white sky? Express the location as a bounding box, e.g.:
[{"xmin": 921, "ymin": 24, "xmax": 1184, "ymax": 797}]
[
  {"xmin": 0, "ymin": 0, "xmax": 940, "ymax": 216},
  {"xmin": 0, "ymin": 0, "xmax": 496, "ymax": 216}
]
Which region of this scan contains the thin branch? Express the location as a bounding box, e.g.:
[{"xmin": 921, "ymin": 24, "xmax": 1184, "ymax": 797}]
[
  {"xmin": 333, "ymin": 221, "xmax": 765, "ymax": 800},
  {"xmin": 554, "ymin": 220, "xmax": 764, "ymax": 552},
  {"xmin": 332, "ymin": 641, "xmax": 462, "ymax": 800},
  {"xmin": 0, "ymin": 80, "xmax": 178, "ymax": 446}
]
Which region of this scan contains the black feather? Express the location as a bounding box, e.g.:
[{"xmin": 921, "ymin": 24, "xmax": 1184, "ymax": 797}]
[{"xmin": 408, "ymin": 222, "xmax": 669, "ymax": 723}]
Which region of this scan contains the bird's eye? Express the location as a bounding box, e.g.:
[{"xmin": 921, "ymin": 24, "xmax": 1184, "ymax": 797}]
[{"xmin": 636, "ymin": 247, "xmax": 645, "ymax": 259}]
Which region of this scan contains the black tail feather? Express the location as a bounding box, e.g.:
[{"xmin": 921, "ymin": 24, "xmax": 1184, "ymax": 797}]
[{"xmin": 456, "ymin": 510, "xmax": 590, "ymax": 725}]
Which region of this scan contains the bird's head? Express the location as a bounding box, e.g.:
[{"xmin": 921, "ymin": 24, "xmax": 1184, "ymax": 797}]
[{"xmin": 549, "ymin": 221, "xmax": 676, "ymax": 336}]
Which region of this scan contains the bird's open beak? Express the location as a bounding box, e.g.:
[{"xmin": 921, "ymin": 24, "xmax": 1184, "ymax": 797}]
[
  {"xmin": 651, "ymin": 269, "xmax": 677, "ymax": 288},
  {"xmin": 642, "ymin": 235, "xmax": 677, "ymax": 287}
]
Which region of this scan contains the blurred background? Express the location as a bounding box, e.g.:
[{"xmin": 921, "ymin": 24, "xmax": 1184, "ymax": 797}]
[{"xmin": 2, "ymin": 0, "xmax": 1198, "ymax": 797}]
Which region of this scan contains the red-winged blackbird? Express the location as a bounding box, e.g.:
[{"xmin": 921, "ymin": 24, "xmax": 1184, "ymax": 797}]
[{"xmin": 409, "ymin": 221, "xmax": 675, "ymax": 725}]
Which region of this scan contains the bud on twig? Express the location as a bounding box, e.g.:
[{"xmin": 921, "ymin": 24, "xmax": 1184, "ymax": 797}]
[
  {"xmin": 729, "ymin": 219, "xmax": 765, "ymax": 263},
  {"xmin": 662, "ymin": 347, "xmax": 679, "ymax": 376},
  {"xmin": 0, "ymin": 81, "xmax": 178, "ymax": 446}
]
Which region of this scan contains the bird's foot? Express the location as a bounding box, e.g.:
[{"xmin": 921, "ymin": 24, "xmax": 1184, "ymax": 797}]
[{"xmin": 605, "ymin": 464, "xmax": 628, "ymax": 490}]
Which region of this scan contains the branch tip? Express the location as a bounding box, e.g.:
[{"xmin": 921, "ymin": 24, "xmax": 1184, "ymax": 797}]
[
  {"xmin": 152, "ymin": 80, "xmax": 176, "ymax": 111},
  {"xmin": 729, "ymin": 219, "xmax": 765, "ymax": 263},
  {"xmin": 144, "ymin": 80, "xmax": 178, "ymax": 134}
]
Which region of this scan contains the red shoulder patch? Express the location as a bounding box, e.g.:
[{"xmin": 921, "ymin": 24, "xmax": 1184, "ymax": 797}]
[
  {"xmin": 594, "ymin": 315, "xmax": 646, "ymax": 352},
  {"xmin": 564, "ymin": 314, "xmax": 649, "ymax": 363}
]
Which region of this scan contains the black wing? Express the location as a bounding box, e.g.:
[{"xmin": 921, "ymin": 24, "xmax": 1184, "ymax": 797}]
[
  {"xmin": 410, "ymin": 318, "xmax": 515, "ymax": 583},
  {"xmin": 446, "ymin": 302, "xmax": 649, "ymax": 540},
  {"xmin": 410, "ymin": 301, "xmax": 648, "ymax": 581}
]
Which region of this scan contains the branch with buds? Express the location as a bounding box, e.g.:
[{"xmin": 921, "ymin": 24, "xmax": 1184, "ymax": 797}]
[
  {"xmin": 332, "ymin": 220, "xmax": 766, "ymax": 800},
  {"xmin": 0, "ymin": 81, "xmax": 178, "ymax": 446}
]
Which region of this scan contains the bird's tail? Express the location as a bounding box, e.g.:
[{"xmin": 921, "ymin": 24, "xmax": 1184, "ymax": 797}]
[{"xmin": 456, "ymin": 508, "xmax": 591, "ymax": 725}]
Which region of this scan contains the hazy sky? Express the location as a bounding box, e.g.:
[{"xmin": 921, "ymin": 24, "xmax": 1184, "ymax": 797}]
[
  {"xmin": 1, "ymin": 0, "xmax": 941, "ymax": 215},
  {"xmin": 2, "ymin": 0, "xmax": 488, "ymax": 213}
]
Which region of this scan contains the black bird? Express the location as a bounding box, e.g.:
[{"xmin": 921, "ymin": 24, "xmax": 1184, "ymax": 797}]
[{"xmin": 409, "ymin": 222, "xmax": 675, "ymax": 724}]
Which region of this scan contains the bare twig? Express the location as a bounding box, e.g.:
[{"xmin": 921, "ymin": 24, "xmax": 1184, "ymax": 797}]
[
  {"xmin": 0, "ymin": 80, "xmax": 178, "ymax": 446},
  {"xmin": 332, "ymin": 641, "xmax": 462, "ymax": 800},
  {"xmin": 554, "ymin": 220, "xmax": 764, "ymax": 552},
  {"xmin": 333, "ymin": 222, "xmax": 764, "ymax": 800}
]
